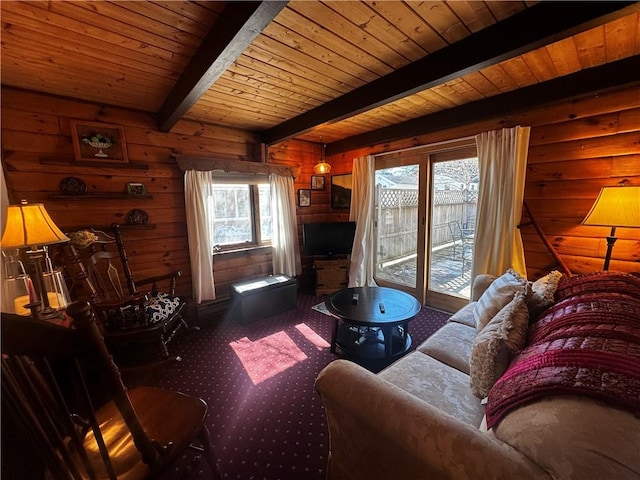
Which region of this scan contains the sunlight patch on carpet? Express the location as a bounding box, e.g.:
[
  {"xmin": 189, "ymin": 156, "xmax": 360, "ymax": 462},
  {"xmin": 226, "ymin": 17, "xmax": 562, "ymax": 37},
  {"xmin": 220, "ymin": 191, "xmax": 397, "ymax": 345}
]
[
  {"xmin": 230, "ymin": 331, "xmax": 308, "ymax": 385},
  {"xmin": 295, "ymin": 323, "xmax": 331, "ymax": 350}
]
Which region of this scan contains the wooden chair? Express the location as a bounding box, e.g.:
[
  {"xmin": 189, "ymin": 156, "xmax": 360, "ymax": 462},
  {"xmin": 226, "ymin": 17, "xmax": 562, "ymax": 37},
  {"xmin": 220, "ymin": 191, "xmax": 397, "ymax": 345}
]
[
  {"xmin": 1, "ymin": 301, "xmax": 222, "ymax": 479},
  {"xmin": 55, "ymin": 224, "xmax": 190, "ymax": 369}
]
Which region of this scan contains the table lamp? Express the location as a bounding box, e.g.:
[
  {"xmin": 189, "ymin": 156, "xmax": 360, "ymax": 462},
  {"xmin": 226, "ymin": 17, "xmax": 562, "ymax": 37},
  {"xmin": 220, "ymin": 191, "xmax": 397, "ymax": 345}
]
[
  {"xmin": 1, "ymin": 200, "xmax": 70, "ymax": 320},
  {"xmin": 581, "ymin": 186, "xmax": 640, "ymax": 270}
]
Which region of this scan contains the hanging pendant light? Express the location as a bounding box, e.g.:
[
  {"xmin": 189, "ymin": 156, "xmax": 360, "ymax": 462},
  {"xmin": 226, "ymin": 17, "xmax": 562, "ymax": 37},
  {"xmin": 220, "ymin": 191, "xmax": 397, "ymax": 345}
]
[{"xmin": 314, "ymin": 142, "xmax": 331, "ymax": 174}]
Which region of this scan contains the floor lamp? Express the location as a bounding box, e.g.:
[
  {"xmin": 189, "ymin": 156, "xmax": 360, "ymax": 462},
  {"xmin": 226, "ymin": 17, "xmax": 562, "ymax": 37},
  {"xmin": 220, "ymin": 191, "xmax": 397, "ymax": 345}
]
[
  {"xmin": 581, "ymin": 186, "xmax": 640, "ymax": 271},
  {"xmin": 1, "ymin": 200, "xmax": 70, "ymax": 320}
]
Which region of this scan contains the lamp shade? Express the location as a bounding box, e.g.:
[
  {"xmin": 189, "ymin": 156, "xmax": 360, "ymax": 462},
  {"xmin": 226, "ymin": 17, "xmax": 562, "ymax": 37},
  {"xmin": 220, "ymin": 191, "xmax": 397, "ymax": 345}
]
[
  {"xmin": 314, "ymin": 142, "xmax": 331, "ymax": 174},
  {"xmin": 582, "ymin": 186, "xmax": 640, "ymax": 228},
  {"xmin": 313, "ymin": 161, "xmax": 331, "ymax": 174},
  {"xmin": 1, "ymin": 201, "xmax": 69, "ymax": 249}
]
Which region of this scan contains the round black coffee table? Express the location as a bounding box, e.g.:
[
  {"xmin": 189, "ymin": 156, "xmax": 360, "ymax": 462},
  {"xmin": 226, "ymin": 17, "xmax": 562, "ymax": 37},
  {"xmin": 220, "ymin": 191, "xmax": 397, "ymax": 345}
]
[{"xmin": 325, "ymin": 286, "xmax": 421, "ymax": 362}]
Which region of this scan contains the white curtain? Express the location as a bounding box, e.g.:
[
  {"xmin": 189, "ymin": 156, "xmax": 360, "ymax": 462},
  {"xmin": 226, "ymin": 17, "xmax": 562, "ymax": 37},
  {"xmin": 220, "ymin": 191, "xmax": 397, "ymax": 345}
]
[
  {"xmin": 184, "ymin": 170, "xmax": 216, "ymax": 303},
  {"xmin": 349, "ymin": 155, "xmax": 378, "ymax": 287},
  {"xmin": 473, "ymin": 126, "xmax": 530, "ymax": 280},
  {"xmin": 270, "ymin": 174, "xmax": 301, "ymax": 277}
]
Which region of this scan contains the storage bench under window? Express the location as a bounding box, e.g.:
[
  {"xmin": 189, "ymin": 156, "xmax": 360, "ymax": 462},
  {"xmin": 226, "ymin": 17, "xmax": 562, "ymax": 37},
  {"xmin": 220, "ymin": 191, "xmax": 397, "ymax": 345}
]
[{"xmin": 229, "ymin": 274, "xmax": 297, "ymax": 323}]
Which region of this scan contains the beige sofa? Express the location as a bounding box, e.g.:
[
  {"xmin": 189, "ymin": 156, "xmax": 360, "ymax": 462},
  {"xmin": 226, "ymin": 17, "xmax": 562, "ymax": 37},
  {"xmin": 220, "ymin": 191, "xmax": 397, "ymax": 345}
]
[{"xmin": 315, "ymin": 272, "xmax": 640, "ymax": 480}]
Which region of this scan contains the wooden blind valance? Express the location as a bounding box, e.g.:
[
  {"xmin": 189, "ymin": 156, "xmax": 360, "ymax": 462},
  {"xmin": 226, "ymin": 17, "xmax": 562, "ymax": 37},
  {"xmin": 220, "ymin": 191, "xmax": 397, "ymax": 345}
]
[{"xmin": 174, "ymin": 155, "xmax": 299, "ymax": 178}]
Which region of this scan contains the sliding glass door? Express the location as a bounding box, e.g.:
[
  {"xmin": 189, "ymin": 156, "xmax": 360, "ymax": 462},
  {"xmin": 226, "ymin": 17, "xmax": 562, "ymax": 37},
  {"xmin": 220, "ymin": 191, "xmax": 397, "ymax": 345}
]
[
  {"xmin": 427, "ymin": 153, "xmax": 478, "ymax": 311},
  {"xmin": 373, "ymin": 143, "xmax": 478, "ymax": 310},
  {"xmin": 373, "ymin": 158, "xmax": 426, "ymax": 301}
]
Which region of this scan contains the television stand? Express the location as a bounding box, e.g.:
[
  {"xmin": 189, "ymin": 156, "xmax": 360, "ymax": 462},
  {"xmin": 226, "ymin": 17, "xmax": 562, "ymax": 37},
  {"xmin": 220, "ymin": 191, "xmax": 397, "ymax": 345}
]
[{"xmin": 315, "ymin": 257, "xmax": 349, "ymax": 295}]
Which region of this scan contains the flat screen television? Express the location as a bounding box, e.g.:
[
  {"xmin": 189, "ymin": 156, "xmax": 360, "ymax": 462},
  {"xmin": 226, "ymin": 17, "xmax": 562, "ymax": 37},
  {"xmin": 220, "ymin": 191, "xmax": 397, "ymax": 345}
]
[{"xmin": 303, "ymin": 221, "xmax": 356, "ymax": 257}]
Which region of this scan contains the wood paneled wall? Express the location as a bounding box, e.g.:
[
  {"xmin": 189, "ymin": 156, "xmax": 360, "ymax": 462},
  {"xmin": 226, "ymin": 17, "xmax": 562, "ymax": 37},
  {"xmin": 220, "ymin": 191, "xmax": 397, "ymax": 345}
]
[
  {"xmin": 0, "ymin": 87, "xmax": 355, "ymax": 304},
  {"xmin": 2, "ymin": 84, "xmax": 638, "ymax": 311},
  {"xmin": 523, "ymin": 88, "xmax": 640, "ymax": 276},
  {"xmin": 323, "ymin": 84, "xmax": 640, "ymax": 278},
  {"xmin": 267, "ymin": 139, "xmax": 352, "ymax": 291},
  {"xmin": 1, "ymin": 87, "xmax": 264, "ymax": 301},
  {"xmin": 269, "ymin": 140, "xmax": 352, "ymax": 236}
]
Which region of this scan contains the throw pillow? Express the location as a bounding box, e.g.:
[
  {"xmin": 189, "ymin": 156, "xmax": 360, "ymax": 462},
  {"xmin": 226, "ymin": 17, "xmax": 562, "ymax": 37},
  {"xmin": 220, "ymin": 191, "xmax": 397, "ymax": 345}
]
[
  {"xmin": 528, "ymin": 270, "xmax": 563, "ymax": 319},
  {"xmin": 469, "ymin": 291, "xmax": 529, "ymax": 399},
  {"xmin": 473, "ymin": 269, "xmax": 529, "ymax": 331}
]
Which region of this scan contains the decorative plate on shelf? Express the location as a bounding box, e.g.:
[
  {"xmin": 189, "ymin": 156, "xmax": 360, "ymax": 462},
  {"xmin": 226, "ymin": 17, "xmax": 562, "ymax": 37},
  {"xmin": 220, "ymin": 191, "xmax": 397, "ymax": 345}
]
[
  {"xmin": 126, "ymin": 209, "xmax": 149, "ymax": 225},
  {"xmin": 60, "ymin": 176, "xmax": 87, "ymax": 195}
]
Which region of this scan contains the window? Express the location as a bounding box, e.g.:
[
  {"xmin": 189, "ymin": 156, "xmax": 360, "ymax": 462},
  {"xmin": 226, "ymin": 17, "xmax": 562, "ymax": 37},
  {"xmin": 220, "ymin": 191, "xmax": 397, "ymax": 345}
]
[{"xmin": 207, "ymin": 183, "xmax": 272, "ymax": 250}]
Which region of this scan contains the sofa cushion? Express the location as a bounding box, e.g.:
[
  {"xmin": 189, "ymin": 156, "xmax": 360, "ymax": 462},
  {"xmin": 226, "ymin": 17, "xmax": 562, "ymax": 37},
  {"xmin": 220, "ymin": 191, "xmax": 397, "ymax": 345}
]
[
  {"xmin": 378, "ymin": 351, "xmax": 484, "ymax": 427},
  {"xmin": 493, "ymin": 396, "xmax": 640, "ymax": 479},
  {"xmin": 447, "ymin": 301, "xmax": 477, "ymax": 328},
  {"xmin": 418, "ymin": 321, "xmax": 476, "ymax": 374},
  {"xmin": 473, "ymin": 269, "xmax": 529, "ymax": 331},
  {"xmin": 469, "ymin": 291, "xmax": 529, "ymax": 399}
]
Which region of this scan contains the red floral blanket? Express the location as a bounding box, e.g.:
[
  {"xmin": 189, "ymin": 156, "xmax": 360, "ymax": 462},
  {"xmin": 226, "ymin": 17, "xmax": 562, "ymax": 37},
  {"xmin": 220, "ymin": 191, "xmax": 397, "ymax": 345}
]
[{"xmin": 485, "ymin": 272, "xmax": 640, "ymax": 429}]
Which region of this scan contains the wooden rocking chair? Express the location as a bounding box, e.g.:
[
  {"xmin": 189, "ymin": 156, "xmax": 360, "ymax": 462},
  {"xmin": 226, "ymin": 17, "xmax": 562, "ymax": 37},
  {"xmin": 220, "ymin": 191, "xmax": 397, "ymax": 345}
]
[
  {"xmin": 1, "ymin": 301, "xmax": 222, "ymax": 479},
  {"xmin": 55, "ymin": 224, "xmax": 191, "ymax": 369}
]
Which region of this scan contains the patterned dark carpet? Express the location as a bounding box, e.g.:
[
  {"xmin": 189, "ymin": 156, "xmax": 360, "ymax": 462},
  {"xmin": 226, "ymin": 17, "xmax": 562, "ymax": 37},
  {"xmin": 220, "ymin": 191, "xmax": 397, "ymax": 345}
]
[{"xmin": 148, "ymin": 293, "xmax": 450, "ymax": 479}]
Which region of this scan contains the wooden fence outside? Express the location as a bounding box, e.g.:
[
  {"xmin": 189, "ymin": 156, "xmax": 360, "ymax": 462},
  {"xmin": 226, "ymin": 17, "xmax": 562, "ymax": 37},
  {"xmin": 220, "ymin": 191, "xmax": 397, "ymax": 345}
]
[{"xmin": 375, "ymin": 187, "xmax": 477, "ymax": 264}]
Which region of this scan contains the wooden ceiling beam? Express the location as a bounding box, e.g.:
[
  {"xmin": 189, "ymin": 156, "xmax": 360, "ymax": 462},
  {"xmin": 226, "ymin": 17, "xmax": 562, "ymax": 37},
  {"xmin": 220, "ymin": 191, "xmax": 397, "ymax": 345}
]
[
  {"xmin": 157, "ymin": 1, "xmax": 288, "ymax": 132},
  {"xmin": 326, "ymin": 56, "xmax": 640, "ymax": 155},
  {"xmin": 261, "ymin": 1, "xmax": 639, "ymax": 145}
]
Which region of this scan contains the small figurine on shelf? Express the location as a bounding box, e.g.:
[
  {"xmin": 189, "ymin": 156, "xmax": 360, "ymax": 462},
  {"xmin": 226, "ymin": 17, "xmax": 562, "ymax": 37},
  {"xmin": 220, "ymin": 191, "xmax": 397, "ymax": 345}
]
[
  {"xmin": 126, "ymin": 182, "xmax": 146, "ymax": 195},
  {"xmin": 126, "ymin": 209, "xmax": 149, "ymax": 225},
  {"xmin": 60, "ymin": 176, "xmax": 87, "ymax": 195}
]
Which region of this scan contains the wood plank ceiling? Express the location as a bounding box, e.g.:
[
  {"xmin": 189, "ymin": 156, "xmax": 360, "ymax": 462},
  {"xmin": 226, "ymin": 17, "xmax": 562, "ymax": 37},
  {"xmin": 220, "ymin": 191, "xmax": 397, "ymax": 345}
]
[{"xmin": 2, "ymin": 1, "xmax": 639, "ymax": 154}]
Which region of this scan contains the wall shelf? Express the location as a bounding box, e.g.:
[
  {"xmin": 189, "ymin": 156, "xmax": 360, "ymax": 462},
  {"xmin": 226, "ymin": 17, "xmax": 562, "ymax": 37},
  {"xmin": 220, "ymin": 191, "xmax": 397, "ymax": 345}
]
[
  {"xmin": 40, "ymin": 158, "xmax": 149, "ymax": 170},
  {"xmin": 61, "ymin": 224, "xmax": 157, "ymax": 232},
  {"xmin": 49, "ymin": 193, "xmax": 153, "ymax": 200}
]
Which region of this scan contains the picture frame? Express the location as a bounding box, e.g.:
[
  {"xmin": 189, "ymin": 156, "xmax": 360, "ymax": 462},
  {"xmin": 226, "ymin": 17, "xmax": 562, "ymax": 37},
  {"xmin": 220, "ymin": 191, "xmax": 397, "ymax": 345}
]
[
  {"xmin": 71, "ymin": 120, "xmax": 128, "ymax": 163},
  {"xmin": 298, "ymin": 188, "xmax": 311, "ymax": 207},
  {"xmin": 126, "ymin": 182, "xmax": 146, "ymax": 195},
  {"xmin": 331, "ymin": 174, "xmax": 352, "ymax": 209},
  {"xmin": 311, "ymin": 175, "xmax": 325, "ymax": 190}
]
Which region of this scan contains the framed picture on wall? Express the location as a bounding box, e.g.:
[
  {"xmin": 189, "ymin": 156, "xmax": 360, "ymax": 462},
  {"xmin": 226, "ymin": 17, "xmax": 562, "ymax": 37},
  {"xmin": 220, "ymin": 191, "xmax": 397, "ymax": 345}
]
[
  {"xmin": 331, "ymin": 174, "xmax": 352, "ymax": 209},
  {"xmin": 71, "ymin": 120, "xmax": 128, "ymax": 163},
  {"xmin": 126, "ymin": 182, "xmax": 146, "ymax": 195},
  {"xmin": 298, "ymin": 189, "xmax": 311, "ymax": 207},
  {"xmin": 311, "ymin": 175, "xmax": 325, "ymax": 190}
]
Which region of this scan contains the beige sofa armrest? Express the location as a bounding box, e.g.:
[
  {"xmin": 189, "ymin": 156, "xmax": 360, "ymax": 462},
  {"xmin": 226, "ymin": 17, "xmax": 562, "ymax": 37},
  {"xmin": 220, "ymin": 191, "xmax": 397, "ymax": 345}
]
[
  {"xmin": 316, "ymin": 360, "xmax": 550, "ymax": 480},
  {"xmin": 472, "ymin": 273, "xmax": 497, "ymax": 302}
]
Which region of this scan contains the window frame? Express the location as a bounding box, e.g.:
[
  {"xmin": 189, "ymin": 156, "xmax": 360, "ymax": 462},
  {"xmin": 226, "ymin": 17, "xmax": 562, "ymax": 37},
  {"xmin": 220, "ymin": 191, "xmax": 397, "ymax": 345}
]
[{"xmin": 208, "ymin": 178, "xmax": 272, "ymax": 252}]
